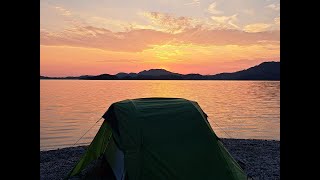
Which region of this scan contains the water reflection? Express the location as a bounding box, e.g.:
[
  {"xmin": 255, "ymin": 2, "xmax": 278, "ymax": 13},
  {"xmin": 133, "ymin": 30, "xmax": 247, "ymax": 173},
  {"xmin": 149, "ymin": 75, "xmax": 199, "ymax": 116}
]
[{"xmin": 40, "ymin": 80, "xmax": 280, "ymax": 150}]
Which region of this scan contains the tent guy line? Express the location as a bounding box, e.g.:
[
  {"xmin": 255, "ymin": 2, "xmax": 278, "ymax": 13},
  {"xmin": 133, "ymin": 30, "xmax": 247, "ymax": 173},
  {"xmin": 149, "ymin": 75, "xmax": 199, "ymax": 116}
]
[{"xmin": 73, "ymin": 117, "xmax": 103, "ymax": 146}]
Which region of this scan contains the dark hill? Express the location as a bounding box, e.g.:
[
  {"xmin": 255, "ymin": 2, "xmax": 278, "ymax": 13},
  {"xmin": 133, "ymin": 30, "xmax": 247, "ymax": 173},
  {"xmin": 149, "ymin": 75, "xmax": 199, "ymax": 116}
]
[
  {"xmin": 40, "ymin": 61, "xmax": 280, "ymax": 80},
  {"xmin": 208, "ymin": 61, "xmax": 280, "ymax": 80},
  {"xmin": 138, "ymin": 69, "xmax": 182, "ymax": 76},
  {"xmin": 85, "ymin": 74, "xmax": 118, "ymax": 80}
]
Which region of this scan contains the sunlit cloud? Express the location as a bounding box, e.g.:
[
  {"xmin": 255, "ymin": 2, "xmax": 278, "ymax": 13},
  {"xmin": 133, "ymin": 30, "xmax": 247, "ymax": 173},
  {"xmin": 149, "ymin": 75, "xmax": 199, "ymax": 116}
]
[
  {"xmin": 266, "ymin": 3, "xmax": 280, "ymax": 11},
  {"xmin": 41, "ymin": 25, "xmax": 279, "ymax": 52},
  {"xmin": 88, "ymin": 16, "xmax": 130, "ymax": 32},
  {"xmin": 243, "ymin": 23, "xmax": 272, "ymax": 33},
  {"xmin": 48, "ymin": 4, "xmax": 88, "ymax": 28},
  {"xmin": 208, "ymin": 2, "xmax": 223, "ymax": 15},
  {"xmin": 274, "ymin": 17, "xmax": 280, "ymax": 25},
  {"xmin": 185, "ymin": 0, "xmax": 200, "ymax": 6},
  {"xmin": 141, "ymin": 12, "xmax": 193, "ymax": 33},
  {"xmin": 54, "ymin": 6, "xmax": 72, "ymax": 16},
  {"xmin": 211, "ymin": 14, "xmax": 239, "ymax": 29},
  {"xmin": 176, "ymin": 28, "xmax": 279, "ymax": 46},
  {"xmin": 41, "ymin": 0, "xmax": 280, "ymax": 76},
  {"xmin": 241, "ymin": 9, "xmax": 255, "ymax": 16},
  {"xmin": 41, "ymin": 26, "xmax": 171, "ymax": 52}
]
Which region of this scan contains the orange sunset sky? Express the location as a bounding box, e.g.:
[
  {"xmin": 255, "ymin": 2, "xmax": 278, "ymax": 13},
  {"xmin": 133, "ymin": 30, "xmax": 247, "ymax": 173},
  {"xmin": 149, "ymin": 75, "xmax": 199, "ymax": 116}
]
[{"xmin": 40, "ymin": 0, "xmax": 280, "ymax": 76}]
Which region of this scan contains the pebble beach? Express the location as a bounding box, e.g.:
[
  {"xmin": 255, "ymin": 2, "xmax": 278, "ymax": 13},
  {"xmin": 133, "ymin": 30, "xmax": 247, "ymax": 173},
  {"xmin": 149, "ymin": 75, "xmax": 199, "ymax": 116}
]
[{"xmin": 40, "ymin": 138, "xmax": 280, "ymax": 180}]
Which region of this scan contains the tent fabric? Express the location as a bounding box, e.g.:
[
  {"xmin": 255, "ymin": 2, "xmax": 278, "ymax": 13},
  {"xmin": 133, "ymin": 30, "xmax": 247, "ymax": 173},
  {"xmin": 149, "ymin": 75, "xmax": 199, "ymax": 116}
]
[
  {"xmin": 67, "ymin": 120, "xmax": 113, "ymax": 178},
  {"xmin": 104, "ymin": 136, "xmax": 126, "ymax": 180},
  {"xmin": 67, "ymin": 98, "xmax": 247, "ymax": 180}
]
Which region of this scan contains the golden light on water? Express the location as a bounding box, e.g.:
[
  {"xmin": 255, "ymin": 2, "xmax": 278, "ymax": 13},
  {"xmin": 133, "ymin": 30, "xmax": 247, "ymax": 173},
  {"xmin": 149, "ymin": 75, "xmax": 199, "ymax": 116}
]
[{"xmin": 41, "ymin": 80, "xmax": 280, "ymax": 150}]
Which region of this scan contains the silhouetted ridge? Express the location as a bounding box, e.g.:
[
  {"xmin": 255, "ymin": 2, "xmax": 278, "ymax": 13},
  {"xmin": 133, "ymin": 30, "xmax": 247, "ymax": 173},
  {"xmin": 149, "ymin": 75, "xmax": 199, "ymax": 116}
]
[
  {"xmin": 85, "ymin": 74, "xmax": 118, "ymax": 80},
  {"xmin": 208, "ymin": 61, "xmax": 280, "ymax": 80},
  {"xmin": 115, "ymin": 72, "xmax": 138, "ymax": 79},
  {"xmin": 40, "ymin": 61, "xmax": 279, "ymax": 80},
  {"xmin": 138, "ymin": 69, "xmax": 182, "ymax": 76}
]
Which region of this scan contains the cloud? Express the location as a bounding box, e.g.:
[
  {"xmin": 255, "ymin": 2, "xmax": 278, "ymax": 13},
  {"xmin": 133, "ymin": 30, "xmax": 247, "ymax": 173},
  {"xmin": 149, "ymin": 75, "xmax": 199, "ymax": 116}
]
[
  {"xmin": 208, "ymin": 2, "xmax": 223, "ymax": 15},
  {"xmin": 211, "ymin": 14, "xmax": 239, "ymax": 29},
  {"xmin": 41, "ymin": 26, "xmax": 172, "ymax": 52},
  {"xmin": 185, "ymin": 0, "xmax": 200, "ymax": 6},
  {"xmin": 42, "ymin": 6, "xmax": 279, "ymax": 52},
  {"xmin": 49, "ymin": 5, "xmax": 88, "ymax": 28},
  {"xmin": 241, "ymin": 9, "xmax": 255, "ymax": 16},
  {"xmin": 141, "ymin": 12, "xmax": 193, "ymax": 33},
  {"xmin": 141, "ymin": 11, "xmax": 244, "ymax": 33},
  {"xmin": 274, "ymin": 17, "xmax": 280, "ymax": 25},
  {"xmin": 266, "ymin": 3, "xmax": 280, "ymax": 11},
  {"xmin": 176, "ymin": 28, "xmax": 279, "ymax": 45},
  {"xmin": 41, "ymin": 25, "xmax": 279, "ymax": 52},
  {"xmin": 95, "ymin": 59, "xmax": 140, "ymax": 63},
  {"xmin": 88, "ymin": 16, "xmax": 140, "ymax": 32},
  {"xmin": 54, "ymin": 6, "xmax": 72, "ymax": 16},
  {"xmin": 243, "ymin": 23, "xmax": 272, "ymax": 33}
]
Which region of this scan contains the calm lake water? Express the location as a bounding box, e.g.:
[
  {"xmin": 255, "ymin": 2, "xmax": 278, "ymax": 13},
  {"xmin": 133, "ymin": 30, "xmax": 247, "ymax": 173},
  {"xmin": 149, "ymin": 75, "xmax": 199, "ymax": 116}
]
[{"xmin": 40, "ymin": 80, "xmax": 280, "ymax": 150}]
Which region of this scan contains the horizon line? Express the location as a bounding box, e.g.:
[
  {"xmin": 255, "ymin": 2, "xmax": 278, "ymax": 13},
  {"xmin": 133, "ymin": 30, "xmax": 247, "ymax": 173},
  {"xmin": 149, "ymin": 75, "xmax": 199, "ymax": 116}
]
[{"xmin": 40, "ymin": 61, "xmax": 280, "ymax": 77}]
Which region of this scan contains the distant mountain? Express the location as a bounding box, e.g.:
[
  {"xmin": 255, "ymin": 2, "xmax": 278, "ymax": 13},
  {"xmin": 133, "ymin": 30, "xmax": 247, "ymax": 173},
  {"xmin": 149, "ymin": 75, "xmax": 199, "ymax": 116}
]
[
  {"xmin": 40, "ymin": 75, "xmax": 50, "ymax": 79},
  {"xmin": 115, "ymin": 72, "xmax": 138, "ymax": 79},
  {"xmin": 129, "ymin": 73, "xmax": 138, "ymax": 77},
  {"xmin": 85, "ymin": 74, "xmax": 118, "ymax": 80},
  {"xmin": 184, "ymin": 73, "xmax": 207, "ymax": 80},
  {"xmin": 138, "ymin": 69, "xmax": 182, "ymax": 76},
  {"xmin": 40, "ymin": 75, "xmax": 81, "ymax": 79},
  {"xmin": 79, "ymin": 75, "xmax": 94, "ymax": 79},
  {"xmin": 208, "ymin": 61, "xmax": 280, "ymax": 80},
  {"xmin": 40, "ymin": 61, "xmax": 280, "ymax": 81},
  {"xmin": 116, "ymin": 72, "xmax": 129, "ymax": 78}
]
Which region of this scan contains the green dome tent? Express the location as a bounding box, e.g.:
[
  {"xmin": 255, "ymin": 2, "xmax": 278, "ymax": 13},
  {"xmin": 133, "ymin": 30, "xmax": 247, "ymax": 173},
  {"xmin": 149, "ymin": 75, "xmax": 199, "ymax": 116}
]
[{"xmin": 67, "ymin": 98, "xmax": 248, "ymax": 180}]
